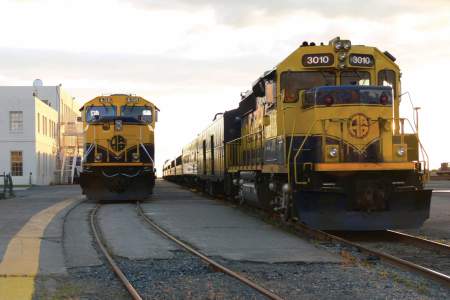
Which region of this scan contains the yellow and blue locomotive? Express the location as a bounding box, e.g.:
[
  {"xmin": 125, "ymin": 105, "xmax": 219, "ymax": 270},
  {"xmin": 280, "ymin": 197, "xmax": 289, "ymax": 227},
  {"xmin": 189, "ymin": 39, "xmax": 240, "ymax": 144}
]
[
  {"xmin": 163, "ymin": 37, "xmax": 431, "ymax": 230},
  {"xmin": 79, "ymin": 94, "xmax": 158, "ymax": 201}
]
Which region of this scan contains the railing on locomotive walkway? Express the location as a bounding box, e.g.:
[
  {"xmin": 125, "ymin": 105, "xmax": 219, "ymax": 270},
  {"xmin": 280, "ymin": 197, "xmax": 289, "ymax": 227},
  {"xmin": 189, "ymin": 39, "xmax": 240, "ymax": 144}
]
[
  {"xmin": 0, "ymin": 172, "xmax": 14, "ymax": 199},
  {"xmin": 226, "ymin": 131, "xmax": 264, "ymax": 170}
]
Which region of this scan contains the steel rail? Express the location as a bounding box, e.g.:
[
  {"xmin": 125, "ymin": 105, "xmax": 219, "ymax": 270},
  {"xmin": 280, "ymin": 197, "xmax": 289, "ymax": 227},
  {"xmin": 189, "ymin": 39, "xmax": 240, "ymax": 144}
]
[
  {"xmin": 386, "ymin": 230, "xmax": 450, "ymax": 254},
  {"xmin": 293, "ymin": 223, "xmax": 450, "ymax": 288},
  {"xmin": 136, "ymin": 202, "xmax": 284, "ymax": 300},
  {"xmin": 90, "ymin": 204, "xmax": 143, "ymax": 300}
]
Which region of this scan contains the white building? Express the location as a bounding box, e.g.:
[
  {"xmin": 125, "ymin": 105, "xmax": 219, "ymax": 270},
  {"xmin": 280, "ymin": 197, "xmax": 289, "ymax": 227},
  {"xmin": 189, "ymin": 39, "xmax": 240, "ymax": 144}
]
[{"xmin": 0, "ymin": 82, "xmax": 80, "ymax": 185}]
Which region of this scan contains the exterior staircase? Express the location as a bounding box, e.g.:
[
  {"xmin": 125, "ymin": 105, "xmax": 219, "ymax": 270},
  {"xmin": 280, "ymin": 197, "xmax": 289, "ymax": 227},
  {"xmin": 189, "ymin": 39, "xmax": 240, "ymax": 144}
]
[{"xmin": 54, "ymin": 121, "xmax": 83, "ymax": 184}]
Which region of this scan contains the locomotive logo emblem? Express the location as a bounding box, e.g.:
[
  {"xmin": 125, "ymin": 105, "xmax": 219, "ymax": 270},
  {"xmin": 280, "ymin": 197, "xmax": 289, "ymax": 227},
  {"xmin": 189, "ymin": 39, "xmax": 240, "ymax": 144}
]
[
  {"xmin": 348, "ymin": 113, "xmax": 370, "ymax": 138},
  {"xmin": 110, "ymin": 135, "xmax": 127, "ymax": 152}
]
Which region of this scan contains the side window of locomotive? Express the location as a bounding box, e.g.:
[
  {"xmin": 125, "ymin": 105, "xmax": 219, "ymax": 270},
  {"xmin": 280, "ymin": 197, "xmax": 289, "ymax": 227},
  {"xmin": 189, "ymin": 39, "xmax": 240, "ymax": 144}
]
[
  {"xmin": 302, "ymin": 90, "xmax": 316, "ymax": 109},
  {"xmin": 121, "ymin": 106, "xmax": 153, "ymax": 123},
  {"xmin": 378, "ymin": 70, "xmax": 396, "ymax": 97},
  {"xmin": 86, "ymin": 106, "xmax": 116, "ymax": 123},
  {"xmin": 141, "ymin": 109, "xmax": 153, "ymax": 123},
  {"xmin": 340, "ymin": 71, "xmax": 371, "ymax": 86},
  {"xmin": 281, "ymin": 71, "xmax": 336, "ymax": 103},
  {"xmin": 265, "ymin": 80, "xmax": 277, "ymax": 109}
]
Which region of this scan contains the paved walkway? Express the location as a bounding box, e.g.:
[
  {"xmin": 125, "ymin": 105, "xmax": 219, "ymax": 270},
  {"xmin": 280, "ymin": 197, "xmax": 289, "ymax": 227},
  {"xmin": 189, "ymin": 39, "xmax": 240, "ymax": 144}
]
[{"xmin": 141, "ymin": 180, "xmax": 341, "ymax": 263}]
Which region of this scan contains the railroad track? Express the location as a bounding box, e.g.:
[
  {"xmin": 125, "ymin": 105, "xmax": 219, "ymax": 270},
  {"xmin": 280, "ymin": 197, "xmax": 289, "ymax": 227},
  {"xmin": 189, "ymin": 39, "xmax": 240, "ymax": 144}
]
[
  {"xmin": 90, "ymin": 204, "xmax": 142, "ymax": 300},
  {"xmin": 179, "ymin": 184, "xmax": 450, "ymax": 289},
  {"xmin": 293, "ymin": 223, "xmax": 450, "ymax": 288},
  {"xmin": 90, "ymin": 202, "xmax": 284, "ymax": 300},
  {"xmin": 136, "ymin": 202, "xmax": 284, "ymax": 300},
  {"xmin": 330, "ymin": 230, "xmax": 450, "ymax": 282}
]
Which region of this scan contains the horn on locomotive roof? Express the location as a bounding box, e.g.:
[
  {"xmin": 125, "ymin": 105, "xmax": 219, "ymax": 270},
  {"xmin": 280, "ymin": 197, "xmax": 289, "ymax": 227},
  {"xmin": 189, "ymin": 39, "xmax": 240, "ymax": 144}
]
[{"xmin": 328, "ymin": 36, "xmax": 341, "ymax": 45}]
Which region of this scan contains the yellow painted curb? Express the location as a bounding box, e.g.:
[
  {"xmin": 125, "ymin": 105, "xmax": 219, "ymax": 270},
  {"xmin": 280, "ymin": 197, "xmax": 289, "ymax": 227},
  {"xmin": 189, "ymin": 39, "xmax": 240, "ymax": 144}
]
[{"xmin": 0, "ymin": 199, "xmax": 76, "ymax": 300}]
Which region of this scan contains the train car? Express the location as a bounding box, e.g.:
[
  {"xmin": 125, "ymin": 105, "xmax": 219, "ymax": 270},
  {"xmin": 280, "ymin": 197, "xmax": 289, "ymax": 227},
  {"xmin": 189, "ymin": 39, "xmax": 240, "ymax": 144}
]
[
  {"xmin": 79, "ymin": 94, "xmax": 159, "ymax": 201},
  {"xmin": 164, "ymin": 37, "xmax": 431, "ymax": 230},
  {"xmin": 162, "ymin": 160, "xmax": 172, "ymax": 179},
  {"xmin": 181, "ymin": 139, "xmax": 199, "ymax": 186},
  {"xmin": 195, "ymin": 110, "xmax": 241, "ymax": 194}
]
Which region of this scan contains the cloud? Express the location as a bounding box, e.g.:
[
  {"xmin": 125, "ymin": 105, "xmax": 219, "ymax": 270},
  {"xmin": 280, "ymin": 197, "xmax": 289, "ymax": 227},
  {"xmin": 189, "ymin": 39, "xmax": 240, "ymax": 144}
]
[
  {"xmin": 127, "ymin": 0, "xmax": 450, "ymax": 26},
  {"xmin": 0, "ymin": 47, "xmax": 274, "ymax": 90}
]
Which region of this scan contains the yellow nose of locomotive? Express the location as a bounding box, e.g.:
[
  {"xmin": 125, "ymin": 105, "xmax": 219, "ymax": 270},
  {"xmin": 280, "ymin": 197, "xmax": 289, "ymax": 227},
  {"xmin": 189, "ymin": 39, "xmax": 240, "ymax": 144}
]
[{"xmin": 79, "ymin": 94, "xmax": 158, "ymax": 201}]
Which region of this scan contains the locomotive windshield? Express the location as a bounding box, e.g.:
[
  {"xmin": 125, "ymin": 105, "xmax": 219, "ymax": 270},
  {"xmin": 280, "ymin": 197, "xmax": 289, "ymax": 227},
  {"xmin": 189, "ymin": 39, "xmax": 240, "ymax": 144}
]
[
  {"xmin": 86, "ymin": 106, "xmax": 116, "ymax": 123},
  {"xmin": 121, "ymin": 105, "xmax": 153, "ymax": 123},
  {"xmin": 281, "ymin": 71, "xmax": 336, "ymax": 103},
  {"xmin": 340, "ymin": 71, "xmax": 371, "ymax": 86}
]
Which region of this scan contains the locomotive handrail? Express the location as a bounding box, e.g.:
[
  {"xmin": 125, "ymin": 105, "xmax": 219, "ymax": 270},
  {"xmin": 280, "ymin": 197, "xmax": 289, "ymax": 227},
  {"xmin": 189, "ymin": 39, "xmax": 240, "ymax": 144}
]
[
  {"xmin": 402, "ymin": 118, "xmax": 430, "ymax": 180},
  {"xmin": 226, "ymin": 131, "xmax": 263, "ymax": 169},
  {"xmin": 82, "ymin": 143, "xmax": 95, "ymax": 164},
  {"xmin": 292, "ymin": 119, "xmax": 320, "ymax": 184},
  {"xmin": 226, "ymin": 131, "xmax": 263, "ymax": 145},
  {"xmin": 140, "ymin": 143, "xmax": 154, "ymax": 165},
  {"xmin": 385, "ymin": 117, "xmax": 429, "ymax": 178},
  {"xmin": 291, "ymin": 117, "xmax": 429, "ymax": 184}
]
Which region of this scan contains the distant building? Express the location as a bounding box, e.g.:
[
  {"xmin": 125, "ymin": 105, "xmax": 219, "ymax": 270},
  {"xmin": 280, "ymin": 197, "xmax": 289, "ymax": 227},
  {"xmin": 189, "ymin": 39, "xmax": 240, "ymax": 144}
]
[{"xmin": 0, "ymin": 81, "xmax": 81, "ymax": 185}]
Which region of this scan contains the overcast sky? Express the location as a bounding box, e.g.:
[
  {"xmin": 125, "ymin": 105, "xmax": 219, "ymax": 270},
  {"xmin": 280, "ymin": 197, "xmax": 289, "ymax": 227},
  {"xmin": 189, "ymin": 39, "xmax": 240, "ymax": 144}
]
[{"xmin": 1, "ymin": 0, "xmax": 449, "ymax": 172}]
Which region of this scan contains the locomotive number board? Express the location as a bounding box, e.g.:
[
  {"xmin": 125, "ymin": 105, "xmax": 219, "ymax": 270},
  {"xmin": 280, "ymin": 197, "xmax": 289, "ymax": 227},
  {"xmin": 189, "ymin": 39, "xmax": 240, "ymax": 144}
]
[
  {"xmin": 302, "ymin": 53, "xmax": 334, "ymax": 67},
  {"xmin": 349, "ymin": 54, "xmax": 375, "ymax": 67}
]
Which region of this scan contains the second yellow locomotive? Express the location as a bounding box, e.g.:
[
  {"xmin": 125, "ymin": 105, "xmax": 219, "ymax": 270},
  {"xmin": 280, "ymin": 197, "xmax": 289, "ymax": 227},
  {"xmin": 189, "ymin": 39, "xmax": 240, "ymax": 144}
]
[
  {"xmin": 164, "ymin": 37, "xmax": 431, "ymax": 230},
  {"xmin": 79, "ymin": 94, "xmax": 158, "ymax": 201}
]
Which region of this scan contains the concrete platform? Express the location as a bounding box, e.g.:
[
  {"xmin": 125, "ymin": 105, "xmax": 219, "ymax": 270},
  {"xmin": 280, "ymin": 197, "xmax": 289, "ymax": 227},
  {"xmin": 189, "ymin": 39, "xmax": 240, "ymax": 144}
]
[
  {"xmin": 402, "ymin": 180, "xmax": 450, "ymax": 242},
  {"xmin": 141, "ymin": 180, "xmax": 341, "ymax": 263}
]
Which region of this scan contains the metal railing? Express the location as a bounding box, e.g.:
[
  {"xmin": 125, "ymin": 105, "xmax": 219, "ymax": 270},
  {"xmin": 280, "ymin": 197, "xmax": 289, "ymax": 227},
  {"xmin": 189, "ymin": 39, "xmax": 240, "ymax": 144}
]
[
  {"xmin": 0, "ymin": 172, "xmax": 14, "ymax": 199},
  {"xmin": 226, "ymin": 131, "xmax": 264, "ymax": 169}
]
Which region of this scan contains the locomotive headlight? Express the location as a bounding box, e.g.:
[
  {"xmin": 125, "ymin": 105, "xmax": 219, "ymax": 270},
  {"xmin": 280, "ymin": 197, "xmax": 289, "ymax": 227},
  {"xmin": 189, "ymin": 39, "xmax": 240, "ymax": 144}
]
[
  {"xmin": 396, "ymin": 147, "xmax": 406, "ymax": 157},
  {"xmin": 282, "ymin": 183, "xmax": 291, "ymax": 193},
  {"xmin": 132, "ymin": 153, "xmax": 140, "ymax": 161},
  {"xmin": 326, "ymin": 145, "xmax": 339, "ymax": 161},
  {"xmin": 95, "ymin": 153, "xmax": 103, "ymax": 162},
  {"xmin": 343, "ymin": 40, "xmax": 351, "ymax": 50},
  {"xmin": 334, "ymin": 41, "xmax": 343, "ymax": 50},
  {"xmin": 328, "ymin": 147, "xmax": 338, "ymax": 158}
]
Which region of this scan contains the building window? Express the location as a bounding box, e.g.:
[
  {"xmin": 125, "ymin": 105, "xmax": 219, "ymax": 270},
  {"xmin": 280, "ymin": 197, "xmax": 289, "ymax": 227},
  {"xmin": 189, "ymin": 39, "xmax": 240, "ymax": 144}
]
[
  {"xmin": 11, "ymin": 151, "xmax": 23, "ymax": 176},
  {"xmin": 44, "ymin": 116, "xmax": 47, "ymax": 136},
  {"xmin": 10, "ymin": 111, "xmax": 23, "ymax": 132},
  {"xmin": 37, "ymin": 113, "xmax": 40, "ymax": 133}
]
